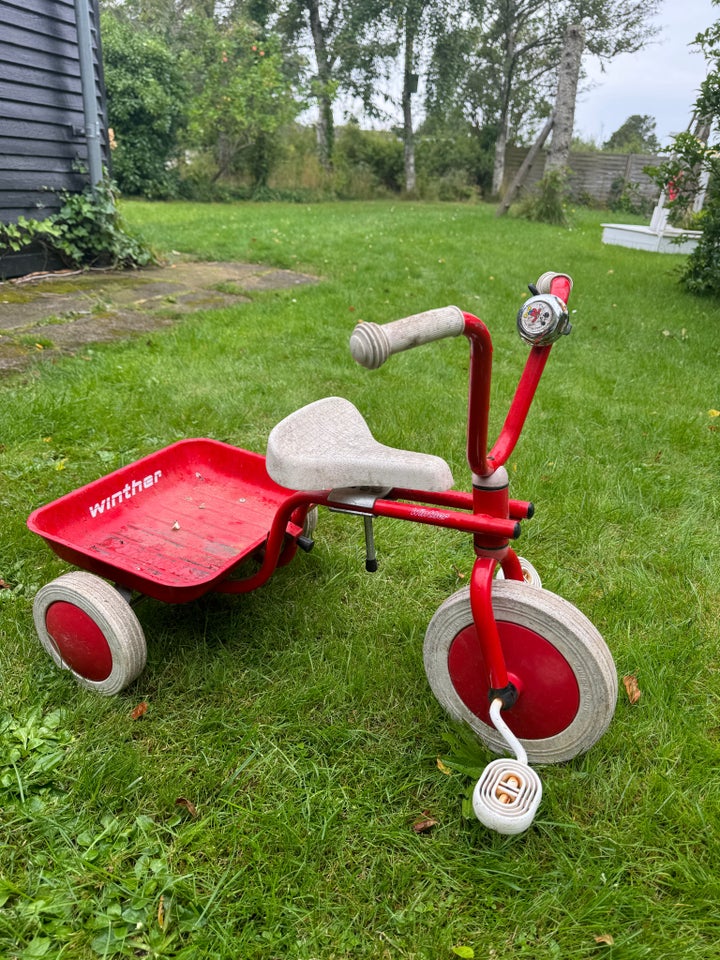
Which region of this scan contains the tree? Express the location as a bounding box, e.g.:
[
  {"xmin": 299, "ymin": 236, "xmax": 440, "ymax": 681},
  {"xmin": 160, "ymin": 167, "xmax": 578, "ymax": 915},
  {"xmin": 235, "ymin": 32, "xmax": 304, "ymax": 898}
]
[
  {"xmin": 545, "ymin": 22, "xmax": 585, "ymax": 173},
  {"xmin": 184, "ymin": 20, "xmax": 303, "ymax": 185},
  {"xmin": 304, "ymin": 0, "xmax": 337, "ymax": 169},
  {"xmin": 389, "ymin": 0, "xmax": 437, "ymax": 193},
  {"xmin": 101, "ymin": 12, "xmax": 188, "ymax": 198},
  {"xmin": 603, "ymin": 114, "xmax": 661, "ymax": 153},
  {"xmin": 400, "ymin": 2, "xmax": 419, "ymax": 192},
  {"xmin": 276, "ymin": 0, "xmax": 394, "ymax": 170},
  {"xmin": 431, "ymin": 0, "xmax": 662, "ymax": 197},
  {"xmin": 495, "ymin": 19, "xmax": 584, "ymax": 225}
]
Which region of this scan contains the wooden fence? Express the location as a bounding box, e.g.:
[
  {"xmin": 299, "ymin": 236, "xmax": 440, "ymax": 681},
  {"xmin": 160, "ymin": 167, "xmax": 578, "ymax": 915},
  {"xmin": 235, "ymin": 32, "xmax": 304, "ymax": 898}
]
[{"xmin": 503, "ymin": 146, "xmax": 663, "ymax": 205}]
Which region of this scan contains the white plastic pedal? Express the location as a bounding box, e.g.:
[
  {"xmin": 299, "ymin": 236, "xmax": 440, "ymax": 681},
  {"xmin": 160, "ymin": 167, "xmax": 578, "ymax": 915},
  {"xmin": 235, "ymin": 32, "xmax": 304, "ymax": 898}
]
[
  {"xmin": 472, "ymin": 757, "xmax": 542, "ymax": 835},
  {"xmin": 472, "ymin": 698, "xmax": 543, "ymax": 834}
]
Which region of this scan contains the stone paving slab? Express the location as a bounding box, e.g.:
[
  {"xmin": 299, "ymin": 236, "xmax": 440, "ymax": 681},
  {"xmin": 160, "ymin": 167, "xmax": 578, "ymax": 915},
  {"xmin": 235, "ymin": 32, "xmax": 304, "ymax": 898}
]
[{"xmin": 0, "ymin": 260, "xmax": 317, "ymax": 376}]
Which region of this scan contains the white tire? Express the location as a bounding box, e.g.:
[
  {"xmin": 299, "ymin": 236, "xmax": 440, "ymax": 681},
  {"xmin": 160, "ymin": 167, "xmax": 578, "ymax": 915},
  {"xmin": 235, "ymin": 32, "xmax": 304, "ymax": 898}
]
[
  {"xmin": 423, "ymin": 580, "xmax": 617, "ymax": 764},
  {"xmin": 33, "ymin": 571, "xmax": 147, "ymax": 695},
  {"xmin": 495, "ymin": 556, "xmax": 542, "ymax": 589}
]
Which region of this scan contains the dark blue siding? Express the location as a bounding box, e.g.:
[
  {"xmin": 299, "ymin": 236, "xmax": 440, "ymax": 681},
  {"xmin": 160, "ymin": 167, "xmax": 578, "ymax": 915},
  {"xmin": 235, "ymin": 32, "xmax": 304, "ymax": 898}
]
[{"xmin": 0, "ymin": 0, "xmax": 109, "ymax": 277}]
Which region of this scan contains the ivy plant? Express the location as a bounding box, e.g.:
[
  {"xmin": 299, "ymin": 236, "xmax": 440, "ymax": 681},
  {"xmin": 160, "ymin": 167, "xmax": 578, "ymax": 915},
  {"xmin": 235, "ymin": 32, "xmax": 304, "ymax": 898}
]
[{"xmin": 0, "ymin": 180, "xmax": 155, "ymax": 271}]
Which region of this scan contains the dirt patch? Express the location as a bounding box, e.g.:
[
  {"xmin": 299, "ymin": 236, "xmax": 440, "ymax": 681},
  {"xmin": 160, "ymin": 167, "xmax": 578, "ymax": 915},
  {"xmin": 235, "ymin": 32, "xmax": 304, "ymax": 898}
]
[{"xmin": 0, "ymin": 259, "xmax": 318, "ymax": 377}]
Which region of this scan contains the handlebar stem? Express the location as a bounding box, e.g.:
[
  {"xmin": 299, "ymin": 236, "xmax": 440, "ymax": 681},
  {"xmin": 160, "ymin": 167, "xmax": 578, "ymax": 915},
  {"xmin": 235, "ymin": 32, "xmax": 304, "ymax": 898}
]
[
  {"xmin": 463, "ymin": 313, "xmax": 551, "ymax": 478},
  {"xmin": 486, "ymin": 344, "xmax": 552, "ymax": 470},
  {"xmin": 465, "ymin": 270, "xmax": 571, "ymax": 476},
  {"xmin": 462, "ymin": 313, "xmax": 494, "ymax": 477}
]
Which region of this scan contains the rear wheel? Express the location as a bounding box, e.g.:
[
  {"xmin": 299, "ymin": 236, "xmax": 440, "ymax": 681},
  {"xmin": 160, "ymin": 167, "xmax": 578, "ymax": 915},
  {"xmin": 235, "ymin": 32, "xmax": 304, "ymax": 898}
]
[
  {"xmin": 423, "ymin": 580, "xmax": 617, "ymax": 764},
  {"xmin": 33, "ymin": 571, "xmax": 146, "ymax": 695}
]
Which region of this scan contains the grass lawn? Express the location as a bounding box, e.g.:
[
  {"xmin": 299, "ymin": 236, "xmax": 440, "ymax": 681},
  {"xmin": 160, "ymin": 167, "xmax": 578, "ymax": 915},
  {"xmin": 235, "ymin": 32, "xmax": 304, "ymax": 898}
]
[{"xmin": 1, "ymin": 200, "xmax": 719, "ymax": 959}]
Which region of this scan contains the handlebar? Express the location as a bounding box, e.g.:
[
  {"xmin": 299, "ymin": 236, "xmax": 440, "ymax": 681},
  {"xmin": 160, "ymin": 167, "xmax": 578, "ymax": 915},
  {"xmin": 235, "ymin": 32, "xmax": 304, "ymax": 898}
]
[
  {"xmin": 349, "ymin": 273, "xmax": 572, "ymax": 370},
  {"xmin": 536, "ymin": 271, "xmax": 572, "ymax": 302},
  {"xmin": 349, "ymin": 271, "xmax": 573, "ymax": 477},
  {"xmin": 349, "ymin": 305, "xmax": 465, "ymax": 369}
]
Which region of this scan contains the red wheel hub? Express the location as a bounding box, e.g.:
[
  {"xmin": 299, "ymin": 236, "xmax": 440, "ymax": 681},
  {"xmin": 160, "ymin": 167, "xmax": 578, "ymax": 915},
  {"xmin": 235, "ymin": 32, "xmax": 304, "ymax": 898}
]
[
  {"xmin": 448, "ymin": 620, "xmax": 580, "ymax": 739},
  {"xmin": 45, "ymin": 601, "xmax": 113, "ymax": 682}
]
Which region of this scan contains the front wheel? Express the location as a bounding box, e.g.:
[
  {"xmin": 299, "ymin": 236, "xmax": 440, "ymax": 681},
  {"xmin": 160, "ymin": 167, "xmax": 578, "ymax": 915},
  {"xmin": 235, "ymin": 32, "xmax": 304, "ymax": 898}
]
[
  {"xmin": 33, "ymin": 571, "xmax": 147, "ymax": 695},
  {"xmin": 423, "ymin": 580, "xmax": 617, "ymax": 764},
  {"xmin": 495, "ymin": 556, "xmax": 542, "ymax": 589}
]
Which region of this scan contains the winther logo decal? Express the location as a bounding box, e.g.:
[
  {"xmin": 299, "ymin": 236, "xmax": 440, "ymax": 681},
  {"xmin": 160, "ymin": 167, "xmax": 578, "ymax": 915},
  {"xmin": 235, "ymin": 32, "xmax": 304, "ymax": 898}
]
[{"xmin": 88, "ymin": 470, "xmax": 163, "ymax": 518}]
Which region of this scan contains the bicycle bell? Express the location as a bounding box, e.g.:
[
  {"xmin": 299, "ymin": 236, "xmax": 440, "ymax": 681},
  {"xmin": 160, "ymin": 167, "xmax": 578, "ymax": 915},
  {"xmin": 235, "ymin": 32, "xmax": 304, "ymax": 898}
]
[{"xmin": 516, "ymin": 294, "xmax": 571, "ymax": 346}]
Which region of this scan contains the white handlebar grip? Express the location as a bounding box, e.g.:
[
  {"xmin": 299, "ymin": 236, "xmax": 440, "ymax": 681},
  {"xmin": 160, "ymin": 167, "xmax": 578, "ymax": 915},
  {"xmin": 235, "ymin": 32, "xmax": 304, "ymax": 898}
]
[
  {"xmin": 535, "ymin": 271, "xmax": 573, "ymax": 295},
  {"xmin": 349, "ymin": 305, "xmax": 465, "ymax": 369}
]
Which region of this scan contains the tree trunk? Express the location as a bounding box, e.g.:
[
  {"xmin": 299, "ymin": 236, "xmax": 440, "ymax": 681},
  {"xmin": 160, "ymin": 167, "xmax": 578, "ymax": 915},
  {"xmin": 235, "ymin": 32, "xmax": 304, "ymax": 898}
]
[
  {"xmin": 491, "ymin": 26, "xmax": 516, "ymax": 198},
  {"xmin": 307, "ymin": 0, "xmax": 334, "ymax": 170},
  {"xmin": 315, "ymin": 95, "xmax": 334, "ymax": 171},
  {"xmin": 491, "ymin": 110, "xmax": 508, "ymax": 197},
  {"xmin": 545, "ymin": 23, "xmax": 585, "ymax": 174},
  {"xmin": 495, "ymin": 113, "xmax": 554, "ymax": 216},
  {"xmin": 402, "ymin": 15, "xmax": 416, "ymax": 193}
]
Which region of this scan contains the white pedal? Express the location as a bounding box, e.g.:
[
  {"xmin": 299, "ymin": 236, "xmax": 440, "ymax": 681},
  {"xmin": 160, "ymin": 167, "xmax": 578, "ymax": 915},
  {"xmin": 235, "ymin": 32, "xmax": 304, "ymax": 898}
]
[
  {"xmin": 471, "ymin": 697, "xmax": 543, "ymax": 834},
  {"xmin": 472, "ymin": 758, "xmax": 542, "ymax": 835}
]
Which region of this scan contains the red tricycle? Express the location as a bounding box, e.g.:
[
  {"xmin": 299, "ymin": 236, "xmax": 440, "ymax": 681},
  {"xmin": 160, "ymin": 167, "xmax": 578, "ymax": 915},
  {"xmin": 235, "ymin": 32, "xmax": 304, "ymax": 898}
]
[{"xmin": 28, "ymin": 269, "xmax": 617, "ymax": 833}]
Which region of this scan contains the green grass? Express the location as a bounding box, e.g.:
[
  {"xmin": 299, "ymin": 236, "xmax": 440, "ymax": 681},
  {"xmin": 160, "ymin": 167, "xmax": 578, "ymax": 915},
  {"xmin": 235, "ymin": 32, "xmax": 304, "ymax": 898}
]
[{"xmin": 1, "ymin": 200, "xmax": 719, "ymax": 959}]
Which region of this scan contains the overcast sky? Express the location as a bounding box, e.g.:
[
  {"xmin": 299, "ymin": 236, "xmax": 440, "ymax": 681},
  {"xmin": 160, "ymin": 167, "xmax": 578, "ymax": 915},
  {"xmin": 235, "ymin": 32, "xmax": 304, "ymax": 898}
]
[{"xmin": 574, "ymin": 0, "xmax": 716, "ymax": 147}]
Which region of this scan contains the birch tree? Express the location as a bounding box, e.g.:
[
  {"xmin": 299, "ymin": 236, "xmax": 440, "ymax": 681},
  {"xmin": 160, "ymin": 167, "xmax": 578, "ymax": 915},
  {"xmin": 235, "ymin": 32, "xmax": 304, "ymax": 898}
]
[
  {"xmin": 545, "ymin": 22, "xmax": 585, "ymax": 173},
  {"xmin": 277, "ymin": 0, "xmax": 394, "ymax": 170},
  {"xmin": 427, "ymin": 0, "xmax": 661, "ymax": 197}
]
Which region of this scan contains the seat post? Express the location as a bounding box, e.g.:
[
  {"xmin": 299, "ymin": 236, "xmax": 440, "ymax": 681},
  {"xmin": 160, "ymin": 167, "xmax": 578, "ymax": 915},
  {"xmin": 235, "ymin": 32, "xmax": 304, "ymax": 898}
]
[{"xmin": 363, "ymin": 516, "xmax": 378, "ymax": 572}]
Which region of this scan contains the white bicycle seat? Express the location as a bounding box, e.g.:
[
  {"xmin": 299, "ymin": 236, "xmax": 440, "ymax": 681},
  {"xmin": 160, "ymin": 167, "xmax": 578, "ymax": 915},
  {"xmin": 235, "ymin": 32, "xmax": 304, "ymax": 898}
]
[{"xmin": 266, "ymin": 396, "xmax": 454, "ymax": 493}]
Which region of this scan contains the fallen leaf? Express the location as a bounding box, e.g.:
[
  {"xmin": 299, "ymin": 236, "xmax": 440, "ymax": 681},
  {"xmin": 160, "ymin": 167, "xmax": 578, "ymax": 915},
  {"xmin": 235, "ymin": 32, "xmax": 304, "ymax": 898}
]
[
  {"xmin": 175, "ymin": 797, "xmax": 198, "ymax": 817},
  {"xmin": 709, "ymin": 409, "xmax": 720, "ymax": 418},
  {"xmin": 130, "ymin": 701, "xmax": 149, "ymax": 720},
  {"xmin": 412, "ymin": 811, "xmax": 439, "ymax": 834},
  {"xmin": 436, "ymin": 757, "xmax": 452, "ymax": 776},
  {"xmin": 452, "ymin": 947, "xmax": 475, "ymax": 958},
  {"xmin": 623, "ymin": 675, "xmax": 642, "ymax": 705},
  {"xmin": 0, "ymin": 578, "xmax": 12, "ymax": 590},
  {"xmin": 594, "ymin": 934, "xmax": 615, "ymax": 946}
]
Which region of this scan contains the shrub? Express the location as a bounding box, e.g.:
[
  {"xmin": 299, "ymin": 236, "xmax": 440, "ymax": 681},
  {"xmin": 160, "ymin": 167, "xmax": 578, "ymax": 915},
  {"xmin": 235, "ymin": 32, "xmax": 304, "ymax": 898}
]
[
  {"xmin": 681, "ymin": 171, "xmax": 720, "ymax": 297},
  {"xmin": 335, "ymin": 123, "xmax": 404, "ymax": 195},
  {"xmin": 101, "ymin": 13, "xmax": 187, "ymax": 200},
  {"xmin": 517, "ymin": 169, "xmax": 570, "ymax": 226},
  {"xmin": 415, "ymin": 118, "xmax": 495, "ymax": 197},
  {"xmin": 0, "ymin": 181, "xmax": 155, "ymax": 269},
  {"xmin": 608, "ymin": 177, "xmax": 654, "ymax": 216}
]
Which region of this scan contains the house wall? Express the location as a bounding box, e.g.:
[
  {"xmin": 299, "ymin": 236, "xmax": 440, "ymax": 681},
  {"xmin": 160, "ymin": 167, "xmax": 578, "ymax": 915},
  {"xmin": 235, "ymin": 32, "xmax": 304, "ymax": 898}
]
[{"xmin": 0, "ymin": 0, "xmax": 109, "ymax": 278}]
